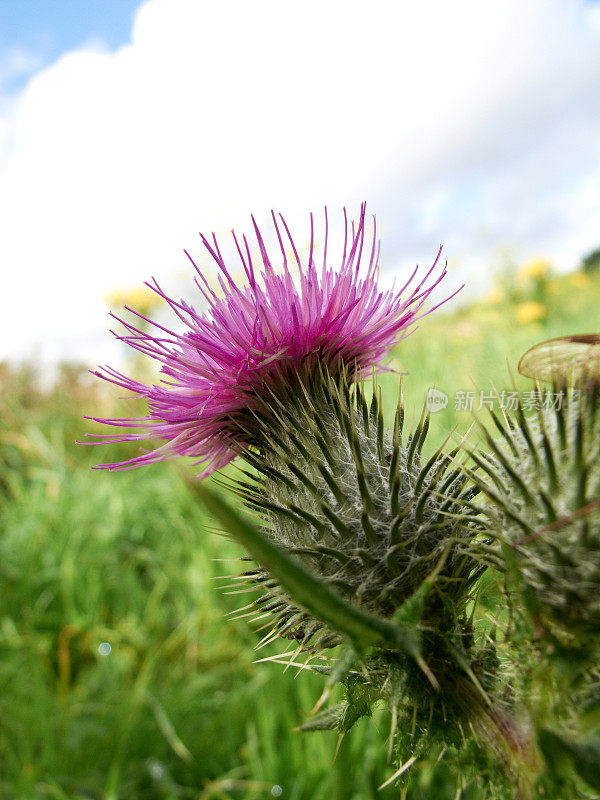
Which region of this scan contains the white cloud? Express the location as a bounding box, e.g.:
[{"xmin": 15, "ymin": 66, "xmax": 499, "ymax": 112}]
[{"xmin": 1, "ymin": 0, "xmax": 599, "ymax": 362}]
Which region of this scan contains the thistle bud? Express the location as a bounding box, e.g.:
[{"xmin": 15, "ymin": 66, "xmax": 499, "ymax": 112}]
[
  {"xmin": 471, "ymin": 380, "xmax": 600, "ymax": 656},
  {"xmin": 211, "ymin": 368, "xmax": 521, "ymax": 791}
]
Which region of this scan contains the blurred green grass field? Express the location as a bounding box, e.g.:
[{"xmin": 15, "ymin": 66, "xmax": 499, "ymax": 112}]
[{"xmin": 1, "ymin": 264, "xmax": 598, "ymax": 799}]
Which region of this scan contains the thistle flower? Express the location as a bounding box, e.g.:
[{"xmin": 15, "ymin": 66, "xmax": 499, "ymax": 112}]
[
  {"xmin": 86, "ymin": 205, "xmax": 455, "ymax": 476},
  {"xmin": 88, "ymin": 206, "xmax": 521, "ymax": 791}
]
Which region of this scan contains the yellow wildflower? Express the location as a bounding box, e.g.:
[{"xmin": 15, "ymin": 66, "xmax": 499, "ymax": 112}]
[
  {"xmin": 516, "ymin": 301, "xmax": 546, "ymax": 324},
  {"xmin": 569, "ymin": 272, "xmax": 590, "ymax": 288},
  {"xmin": 518, "ymin": 256, "xmax": 551, "ymax": 282}
]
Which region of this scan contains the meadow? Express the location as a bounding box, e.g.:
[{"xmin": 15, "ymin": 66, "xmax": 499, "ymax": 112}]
[{"xmin": 1, "ymin": 261, "xmax": 598, "ymax": 799}]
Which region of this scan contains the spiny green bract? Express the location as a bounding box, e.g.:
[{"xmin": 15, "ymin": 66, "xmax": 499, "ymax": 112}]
[
  {"xmin": 226, "ymin": 368, "xmax": 510, "ymax": 784},
  {"xmin": 470, "ymin": 382, "xmax": 600, "ymax": 652}
]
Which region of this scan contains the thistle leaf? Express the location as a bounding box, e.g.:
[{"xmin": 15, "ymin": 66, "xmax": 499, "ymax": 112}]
[{"xmin": 296, "ymin": 704, "xmax": 346, "ymax": 731}]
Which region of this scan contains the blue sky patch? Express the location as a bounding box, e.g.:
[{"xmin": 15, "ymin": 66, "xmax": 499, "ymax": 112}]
[{"xmin": 0, "ymin": 0, "xmax": 143, "ymax": 93}]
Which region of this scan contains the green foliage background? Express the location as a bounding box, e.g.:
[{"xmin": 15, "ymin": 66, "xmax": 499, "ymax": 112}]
[{"xmin": 1, "ymin": 266, "xmax": 598, "ymax": 799}]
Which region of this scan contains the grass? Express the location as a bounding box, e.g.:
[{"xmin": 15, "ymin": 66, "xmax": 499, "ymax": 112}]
[
  {"xmin": 0, "ymin": 265, "xmax": 599, "ymax": 798},
  {"xmin": 0, "ymin": 451, "xmax": 395, "ymax": 799}
]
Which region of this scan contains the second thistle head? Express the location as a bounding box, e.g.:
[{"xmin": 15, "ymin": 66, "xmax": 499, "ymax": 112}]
[{"xmin": 471, "ymin": 337, "xmax": 600, "ymax": 653}]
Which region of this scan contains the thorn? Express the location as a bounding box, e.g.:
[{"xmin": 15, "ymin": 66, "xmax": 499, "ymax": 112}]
[
  {"xmin": 295, "ymin": 651, "xmax": 316, "ymax": 679},
  {"xmin": 311, "ymin": 686, "xmax": 332, "ymax": 715},
  {"xmin": 387, "ymin": 705, "xmax": 398, "ymax": 762},
  {"xmin": 228, "ymin": 609, "xmax": 266, "ymax": 622},
  {"xmin": 255, "ymin": 626, "xmax": 279, "ymax": 649},
  {"xmin": 283, "ymin": 643, "xmax": 303, "ymax": 673},
  {"xmin": 333, "ymin": 732, "xmax": 345, "ymax": 764},
  {"xmin": 378, "ymin": 755, "xmax": 418, "ymax": 791},
  {"xmin": 253, "ymin": 649, "xmax": 298, "ymax": 664},
  {"xmin": 225, "ymin": 601, "xmax": 256, "ymax": 616},
  {"xmin": 416, "ymin": 655, "xmax": 439, "ymax": 691},
  {"xmin": 245, "ymin": 611, "xmax": 273, "ymax": 625},
  {"xmin": 210, "ymin": 557, "xmax": 247, "ymax": 562}
]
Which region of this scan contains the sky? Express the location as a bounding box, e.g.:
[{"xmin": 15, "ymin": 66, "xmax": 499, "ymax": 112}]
[
  {"xmin": 0, "ymin": 1, "xmax": 141, "ymax": 93},
  {"xmin": 1, "ymin": 0, "xmax": 599, "ymax": 365}
]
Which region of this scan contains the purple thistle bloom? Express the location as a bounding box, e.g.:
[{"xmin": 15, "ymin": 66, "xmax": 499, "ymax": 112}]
[{"xmin": 86, "ymin": 205, "xmax": 458, "ymax": 476}]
